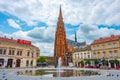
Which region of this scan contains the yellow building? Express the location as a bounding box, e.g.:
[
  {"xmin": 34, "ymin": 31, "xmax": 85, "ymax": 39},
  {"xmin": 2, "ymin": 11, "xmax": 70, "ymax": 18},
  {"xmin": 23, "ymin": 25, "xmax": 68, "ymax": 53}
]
[
  {"xmin": 91, "ymin": 35, "xmax": 120, "ymax": 68},
  {"xmin": 0, "ymin": 36, "xmax": 40, "ymax": 68}
]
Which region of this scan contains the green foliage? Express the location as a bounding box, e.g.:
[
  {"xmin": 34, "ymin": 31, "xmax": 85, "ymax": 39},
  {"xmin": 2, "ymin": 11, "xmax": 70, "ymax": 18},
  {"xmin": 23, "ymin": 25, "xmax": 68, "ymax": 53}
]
[
  {"xmin": 105, "ymin": 60, "xmax": 109, "ymax": 65},
  {"xmin": 114, "ymin": 59, "xmax": 119, "ymax": 65},
  {"xmin": 86, "ymin": 59, "xmax": 91, "ymax": 64},
  {"xmin": 94, "ymin": 59, "xmax": 99, "ymax": 65},
  {"xmin": 37, "ymin": 56, "xmax": 47, "ymax": 63},
  {"xmin": 79, "ymin": 60, "xmax": 84, "ymax": 65}
]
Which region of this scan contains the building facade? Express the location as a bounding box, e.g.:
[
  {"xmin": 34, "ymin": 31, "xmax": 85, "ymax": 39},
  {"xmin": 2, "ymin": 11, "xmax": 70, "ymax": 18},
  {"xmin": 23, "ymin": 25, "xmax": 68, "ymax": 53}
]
[
  {"xmin": 72, "ymin": 45, "xmax": 92, "ymax": 67},
  {"xmin": 0, "ymin": 36, "xmax": 40, "ymax": 68},
  {"xmin": 91, "ymin": 35, "xmax": 120, "ymax": 68},
  {"xmin": 54, "ymin": 6, "xmax": 68, "ymax": 66}
]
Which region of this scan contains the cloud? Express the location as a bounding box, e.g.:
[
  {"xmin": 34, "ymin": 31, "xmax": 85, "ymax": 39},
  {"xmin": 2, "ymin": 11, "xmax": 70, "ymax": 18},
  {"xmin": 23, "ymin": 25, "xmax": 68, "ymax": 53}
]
[
  {"xmin": 76, "ymin": 24, "xmax": 120, "ymax": 43},
  {"xmin": 0, "ymin": 0, "xmax": 120, "ymax": 56},
  {"xmin": 27, "ymin": 26, "xmax": 55, "ymax": 43},
  {"xmin": 10, "ymin": 26, "xmax": 55, "ymax": 56},
  {"xmin": 1, "ymin": 0, "xmax": 120, "ymax": 26},
  {"xmin": 7, "ymin": 19, "xmax": 21, "ymax": 29}
]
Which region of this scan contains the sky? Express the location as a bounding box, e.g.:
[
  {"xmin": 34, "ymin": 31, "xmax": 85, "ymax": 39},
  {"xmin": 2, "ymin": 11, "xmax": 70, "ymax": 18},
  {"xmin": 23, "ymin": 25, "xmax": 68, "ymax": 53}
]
[{"xmin": 0, "ymin": 0, "xmax": 120, "ymax": 56}]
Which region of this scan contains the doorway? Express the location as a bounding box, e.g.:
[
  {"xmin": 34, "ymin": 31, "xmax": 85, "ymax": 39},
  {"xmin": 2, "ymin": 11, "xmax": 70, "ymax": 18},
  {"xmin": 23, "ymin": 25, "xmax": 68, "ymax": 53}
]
[
  {"xmin": 0, "ymin": 59, "xmax": 4, "ymax": 67},
  {"xmin": 16, "ymin": 59, "xmax": 21, "ymax": 67},
  {"xmin": 7, "ymin": 59, "xmax": 13, "ymax": 68}
]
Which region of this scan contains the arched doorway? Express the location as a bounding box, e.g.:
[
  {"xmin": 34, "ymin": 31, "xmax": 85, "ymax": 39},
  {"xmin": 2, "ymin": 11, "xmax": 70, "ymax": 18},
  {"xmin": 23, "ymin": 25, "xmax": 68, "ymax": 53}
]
[
  {"xmin": 7, "ymin": 59, "xmax": 13, "ymax": 68},
  {"xmin": 0, "ymin": 59, "xmax": 4, "ymax": 67},
  {"xmin": 16, "ymin": 59, "xmax": 21, "ymax": 67}
]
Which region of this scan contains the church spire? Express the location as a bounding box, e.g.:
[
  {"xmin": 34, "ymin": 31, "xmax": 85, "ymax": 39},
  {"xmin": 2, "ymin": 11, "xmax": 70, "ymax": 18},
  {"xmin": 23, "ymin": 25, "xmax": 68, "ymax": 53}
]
[
  {"xmin": 75, "ymin": 31, "xmax": 77, "ymax": 42},
  {"xmin": 59, "ymin": 5, "xmax": 63, "ymax": 20}
]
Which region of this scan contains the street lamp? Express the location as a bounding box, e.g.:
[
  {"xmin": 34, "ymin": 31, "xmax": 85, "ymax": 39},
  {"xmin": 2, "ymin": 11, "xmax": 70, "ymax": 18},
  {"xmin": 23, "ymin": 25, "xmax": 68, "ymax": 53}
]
[{"xmin": 65, "ymin": 53, "xmax": 68, "ymax": 66}]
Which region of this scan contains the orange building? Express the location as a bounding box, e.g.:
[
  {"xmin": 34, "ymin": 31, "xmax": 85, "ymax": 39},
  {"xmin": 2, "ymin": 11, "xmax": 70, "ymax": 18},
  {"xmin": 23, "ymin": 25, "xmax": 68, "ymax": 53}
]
[
  {"xmin": 54, "ymin": 6, "xmax": 87, "ymax": 66},
  {"xmin": 54, "ymin": 6, "xmax": 68, "ymax": 66}
]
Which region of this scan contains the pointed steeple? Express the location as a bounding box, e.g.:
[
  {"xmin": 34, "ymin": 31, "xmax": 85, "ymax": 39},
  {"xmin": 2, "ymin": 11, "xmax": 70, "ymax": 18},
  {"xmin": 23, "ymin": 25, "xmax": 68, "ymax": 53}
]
[
  {"xmin": 75, "ymin": 31, "xmax": 77, "ymax": 42},
  {"xmin": 58, "ymin": 5, "xmax": 63, "ymax": 20}
]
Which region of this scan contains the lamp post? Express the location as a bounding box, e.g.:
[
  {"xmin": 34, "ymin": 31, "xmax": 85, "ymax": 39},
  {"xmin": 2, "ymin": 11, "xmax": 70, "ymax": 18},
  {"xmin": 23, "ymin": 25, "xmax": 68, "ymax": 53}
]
[{"xmin": 65, "ymin": 53, "xmax": 68, "ymax": 66}]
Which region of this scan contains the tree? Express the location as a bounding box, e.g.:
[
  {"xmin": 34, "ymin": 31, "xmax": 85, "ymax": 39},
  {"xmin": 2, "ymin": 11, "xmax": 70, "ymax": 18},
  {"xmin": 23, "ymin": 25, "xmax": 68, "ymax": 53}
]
[{"xmin": 37, "ymin": 56, "xmax": 47, "ymax": 63}]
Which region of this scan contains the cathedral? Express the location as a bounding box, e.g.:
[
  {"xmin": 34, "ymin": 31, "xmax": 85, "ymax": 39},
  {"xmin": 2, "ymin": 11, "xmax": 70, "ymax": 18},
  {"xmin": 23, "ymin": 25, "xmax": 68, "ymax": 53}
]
[{"xmin": 54, "ymin": 6, "xmax": 86, "ymax": 66}]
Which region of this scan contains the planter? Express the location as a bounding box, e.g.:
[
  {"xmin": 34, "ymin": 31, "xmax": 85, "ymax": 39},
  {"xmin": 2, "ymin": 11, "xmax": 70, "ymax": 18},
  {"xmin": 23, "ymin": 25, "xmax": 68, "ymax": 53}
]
[
  {"xmin": 87, "ymin": 65, "xmax": 91, "ymax": 68},
  {"xmin": 115, "ymin": 66, "xmax": 119, "ymax": 70},
  {"xmin": 93, "ymin": 65, "xmax": 97, "ymax": 68},
  {"xmin": 81, "ymin": 64, "xmax": 84, "ymax": 68}
]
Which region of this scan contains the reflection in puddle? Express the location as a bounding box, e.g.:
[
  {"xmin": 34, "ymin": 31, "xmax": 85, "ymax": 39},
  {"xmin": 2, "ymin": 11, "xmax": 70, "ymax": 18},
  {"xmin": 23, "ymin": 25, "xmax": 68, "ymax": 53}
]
[{"xmin": 17, "ymin": 69, "xmax": 100, "ymax": 77}]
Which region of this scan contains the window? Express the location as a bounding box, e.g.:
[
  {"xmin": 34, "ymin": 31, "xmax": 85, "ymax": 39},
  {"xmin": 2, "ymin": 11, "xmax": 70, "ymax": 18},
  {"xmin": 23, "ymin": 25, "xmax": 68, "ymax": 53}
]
[
  {"xmin": 12, "ymin": 50, "xmax": 15, "ymax": 55},
  {"xmin": 0, "ymin": 49, "xmax": 2, "ymax": 54},
  {"xmin": 79, "ymin": 54, "xmax": 81, "ymax": 58},
  {"xmin": 56, "ymin": 48, "xmax": 58, "ymax": 54},
  {"xmin": 102, "ymin": 45, "xmax": 105, "ymax": 49},
  {"xmin": 0, "ymin": 48, "xmax": 6, "ymax": 55},
  {"xmin": 114, "ymin": 50, "xmax": 118, "ymax": 57},
  {"xmin": 30, "ymin": 60, "xmax": 33, "ymax": 66},
  {"xmin": 9, "ymin": 50, "xmax": 12, "ymax": 55},
  {"xmin": 87, "ymin": 52, "xmax": 90, "ymax": 58},
  {"xmin": 97, "ymin": 45, "xmax": 100, "ymax": 50},
  {"xmin": 31, "ymin": 52, "xmax": 34, "ymax": 58},
  {"xmin": 98, "ymin": 52, "xmax": 100, "ymax": 58},
  {"xmin": 93, "ymin": 53, "xmax": 96, "ymax": 58},
  {"xmin": 109, "ymin": 51, "xmax": 112, "ymax": 57},
  {"xmin": 26, "ymin": 60, "xmax": 29, "ymax": 67},
  {"xmin": 27, "ymin": 52, "xmax": 30, "ymax": 56},
  {"xmin": 20, "ymin": 51, "xmax": 22, "ymax": 56},
  {"xmin": 3, "ymin": 49, "xmax": 6, "ymax": 55},
  {"xmin": 74, "ymin": 54, "xmax": 76, "ymax": 59},
  {"xmin": 108, "ymin": 43, "xmax": 112, "ymax": 48},
  {"xmin": 17, "ymin": 51, "xmax": 19, "ymax": 55},
  {"xmin": 84, "ymin": 53, "xmax": 86, "ymax": 58},
  {"xmin": 9, "ymin": 49, "xmax": 15, "ymax": 55},
  {"xmin": 93, "ymin": 46, "xmax": 96, "ymax": 50},
  {"xmin": 36, "ymin": 53, "xmax": 39, "ymax": 57},
  {"xmin": 113, "ymin": 43, "xmax": 117, "ymax": 48},
  {"xmin": 103, "ymin": 52, "xmax": 106, "ymax": 58},
  {"xmin": 81, "ymin": 53, "xmax": 83, "ymax": 58}
]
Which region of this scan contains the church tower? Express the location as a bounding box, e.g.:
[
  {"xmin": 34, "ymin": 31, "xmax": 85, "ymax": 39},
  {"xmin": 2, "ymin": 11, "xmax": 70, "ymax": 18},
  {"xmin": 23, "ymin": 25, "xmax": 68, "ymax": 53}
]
[
  {"xmin": 54, "ymin": 6, "xmax": 68, "ymax": 66},
  {"xmin": 75, "ymin": 31, "xmax": 77, "ymax": 42}
]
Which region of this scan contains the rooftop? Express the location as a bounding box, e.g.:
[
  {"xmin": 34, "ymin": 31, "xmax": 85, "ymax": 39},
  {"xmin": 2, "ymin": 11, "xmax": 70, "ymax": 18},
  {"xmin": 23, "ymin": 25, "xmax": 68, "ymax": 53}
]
[
  {"xmin": 0, "ymin": 36, "xmax": 39, "ymax": 50},
  {"xmin": 67, "ymin": 39, "xmax": 86, "ymax": 47},
  {"xmin": 92, "ymin": 35, "xmax": 120, "ymax": 45}
]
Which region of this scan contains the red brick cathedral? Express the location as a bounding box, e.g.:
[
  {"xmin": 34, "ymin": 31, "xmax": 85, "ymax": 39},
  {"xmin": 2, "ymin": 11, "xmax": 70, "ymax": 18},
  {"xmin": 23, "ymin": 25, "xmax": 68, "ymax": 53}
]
[{"xmin": 54, "ymin": 6, "xmax": 68, "ymax": 66}]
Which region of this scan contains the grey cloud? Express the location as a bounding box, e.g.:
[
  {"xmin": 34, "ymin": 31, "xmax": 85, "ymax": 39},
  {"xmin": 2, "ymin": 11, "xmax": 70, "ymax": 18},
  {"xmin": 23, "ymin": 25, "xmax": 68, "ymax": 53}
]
[{"xmin": 27, "ymin": 27, "xmax": 55, "ymax": 43}]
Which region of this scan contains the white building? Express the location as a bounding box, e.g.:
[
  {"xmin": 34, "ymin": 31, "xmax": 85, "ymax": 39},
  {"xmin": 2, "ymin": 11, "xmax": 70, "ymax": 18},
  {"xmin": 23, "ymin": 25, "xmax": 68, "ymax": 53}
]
[{"xmin": 72, "ymin": 45, "xmax": 92, "ymax": 67}]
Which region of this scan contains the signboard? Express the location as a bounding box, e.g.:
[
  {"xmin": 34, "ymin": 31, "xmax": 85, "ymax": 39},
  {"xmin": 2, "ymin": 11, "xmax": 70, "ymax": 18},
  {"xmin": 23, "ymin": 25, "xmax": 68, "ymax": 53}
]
[{"xmin": 17, "ymin": 39, "xmax": 31, "ymax": 45}]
